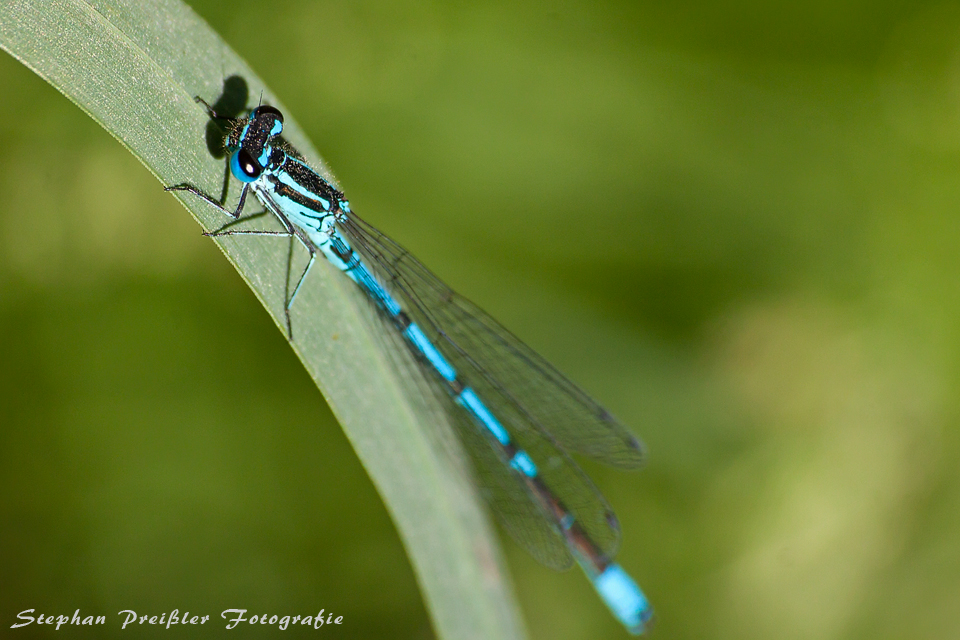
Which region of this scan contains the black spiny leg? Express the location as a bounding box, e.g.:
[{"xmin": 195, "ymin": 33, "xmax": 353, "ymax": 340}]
[
  {"xmin": 194, "ymin": 96, "xmax": 234, "ymax": 123},
  {"xmin": 164, "ymin": 180, "xmax": 252, "ymax": 220},
  {"xmin": 166, "ymin": 96, "xmax": 315, "ymax": 339},
  {"xmin": 200, "ymin": 205, "xmax": 318, "ymax": 340},
  {"xmin": 165, "ymin": 96, "xmax": 247, "ymax": 218}
]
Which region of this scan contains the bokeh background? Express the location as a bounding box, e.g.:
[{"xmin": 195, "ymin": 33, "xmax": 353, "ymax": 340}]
[{"xmin": 3, "ymin": 1, "xmax": 960, "ymax": 638}]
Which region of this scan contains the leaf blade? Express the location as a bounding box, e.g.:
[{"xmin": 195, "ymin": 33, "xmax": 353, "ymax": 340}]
[{"xmin": 0, "ymin": 1, "xmax": 526, "ymax": 638}]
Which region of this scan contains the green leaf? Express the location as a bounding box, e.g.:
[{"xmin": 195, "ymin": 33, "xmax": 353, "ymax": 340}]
[{"xmin": 0, "ymin": 1, "xmax": 526, "ymax": 638}]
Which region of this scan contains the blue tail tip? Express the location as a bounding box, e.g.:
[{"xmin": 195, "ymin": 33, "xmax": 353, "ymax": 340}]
[{"xmin": 593, "ymin": 564, "xmax": 654, "ymax": 635}]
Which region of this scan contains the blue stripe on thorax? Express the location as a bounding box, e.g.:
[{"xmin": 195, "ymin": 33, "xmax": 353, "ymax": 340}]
[
  {"xmin": 275, "ymin": 160, "xmax": 331, "ymax": 210},
  {"xmin": 269, "ymin": 193, "xmax": 326, "ymax": 230}
]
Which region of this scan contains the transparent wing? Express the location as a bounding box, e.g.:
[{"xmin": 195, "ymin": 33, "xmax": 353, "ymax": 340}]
[
  {"xmin": 432, "ymin": 380, "xmax": 576, "ymax": 569},
  {"xmin": 336, "ymin": 211, "xmax": 642, "ymax": 564},
  {"xmin": 338, "ymin": 214, "xmax": 646, "ymax": 467}
]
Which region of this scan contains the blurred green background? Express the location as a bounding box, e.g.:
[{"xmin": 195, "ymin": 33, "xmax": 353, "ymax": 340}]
[{"xmin": 2, "ymin": 0, "xmax": 960, "ymax": 638}]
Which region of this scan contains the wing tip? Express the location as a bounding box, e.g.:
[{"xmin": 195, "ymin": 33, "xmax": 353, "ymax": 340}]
[{"xmin": 596, "ymin": 409, "xmax": 649, "ymax": 469}]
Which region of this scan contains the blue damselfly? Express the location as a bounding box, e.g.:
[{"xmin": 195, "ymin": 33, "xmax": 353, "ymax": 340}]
[{"xmin": 166, "ymin": 98, "xmax": 653, "ymax": 634}]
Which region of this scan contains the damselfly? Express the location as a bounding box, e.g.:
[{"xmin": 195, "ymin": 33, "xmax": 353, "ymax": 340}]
[{"xmin": 166, "ymin": 98, "xmax": 653, "ymax": 634}]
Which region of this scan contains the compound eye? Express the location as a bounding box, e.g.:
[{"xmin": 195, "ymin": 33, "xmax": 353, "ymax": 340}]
[
  {"xmin": 231, "ymin": 148, "xmax": 262, "ymax": 182},
  {"xmin": 254, "ymin": 105, "xmax": 284, "ymax": 135},
  {"xmin": 255, "ymin": 105, "xmax": 283, "ymax": 123}
]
